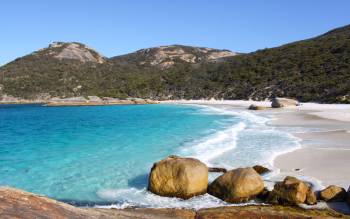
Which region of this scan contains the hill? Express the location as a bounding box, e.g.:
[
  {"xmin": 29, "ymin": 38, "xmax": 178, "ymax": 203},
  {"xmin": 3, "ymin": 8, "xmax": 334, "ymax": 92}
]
[
  {"xmin": 198, "ymin": 24, "xmax": 350, "ymax": 102},
  {"xmin": 110, "ymin": 45, "xmax": 237, "ymax": 69},
  {"xmin": 0, "ymin": 24, "xmax": 349, "ymax": 103}
]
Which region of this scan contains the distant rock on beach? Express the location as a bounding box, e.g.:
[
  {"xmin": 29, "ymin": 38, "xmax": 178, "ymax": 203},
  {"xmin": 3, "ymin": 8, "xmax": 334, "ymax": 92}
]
[
  {"xmin": 271, "ymin": 98, "xmax": 299, "ymax": 108},
  {"xmin": 248, "ymin": 104, "xmax": 268, "ymax": 110}
]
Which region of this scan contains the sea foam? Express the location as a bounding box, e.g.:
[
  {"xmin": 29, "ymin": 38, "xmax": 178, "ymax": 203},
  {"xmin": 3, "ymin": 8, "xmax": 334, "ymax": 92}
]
[
  {"xmin": 178, "ymin": 122, "xmax": 246, "ymax": 166},
  {"xmin": 95, "ymin": 104, "xmax": 314, "ymax": 209}
]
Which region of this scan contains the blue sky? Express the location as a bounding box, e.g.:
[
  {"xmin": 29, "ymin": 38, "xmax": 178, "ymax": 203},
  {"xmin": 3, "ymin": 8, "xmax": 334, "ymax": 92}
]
[{"xmin": 1, "ymin": 0, "xmax": 349, "ymax": 65}]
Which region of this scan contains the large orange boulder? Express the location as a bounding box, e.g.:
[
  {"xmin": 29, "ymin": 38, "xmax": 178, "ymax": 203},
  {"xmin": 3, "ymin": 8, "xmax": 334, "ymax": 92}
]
[
  {"xmin": 208, "ymin": 167, "xmax": 264, "ymax": 203},
  {"xmin": 148, "ymin": 155, "xmax": 208, "ymax": 199},
  {"xmin": 267, "ymin": 176, "xmax": 309, "ymax": 205},
  {"xmin": 319, "ymin": 185, "xmax": 347, "ymax": 202},
  {"xmin": 271, "ymin": 98, "xmax": 299, "ymax": 108}
]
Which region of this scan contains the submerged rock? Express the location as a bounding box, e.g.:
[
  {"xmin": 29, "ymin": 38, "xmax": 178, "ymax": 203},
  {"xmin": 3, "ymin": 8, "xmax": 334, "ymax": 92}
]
[
  {"xmin": 208, "ymin": 167, "xmax": 264, "ymax": 203},
  {"xmin": 148, "ymin": 155, "xmax": 208, "ymax": 199},
  {"xmin": 271, "ymin": 98, "xmax": 299, "ymax": 108},
  {"xmin": 319, "ymin": 185, "xmax": 347, "ymax": 202},
  {"xmin": 267, "ymin": 176, "xmax": 309, "ymax": 205},
  {"xmin": 208, "ymin": 167, "xmax": 227, "ymax": 173},
  {"xmin": 252, "ymin": 165, "xmax": 271, "ymax": 175}
]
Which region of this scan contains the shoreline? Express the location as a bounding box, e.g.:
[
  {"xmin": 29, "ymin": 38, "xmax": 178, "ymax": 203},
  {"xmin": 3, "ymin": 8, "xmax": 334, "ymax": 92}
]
[
  {"xmin": 271, "ymin": 110, "xmax": 350, "ymax": 188},
  {"xmin": 2, "ymin": 100, "xmax": 350, "ymax": 189},
  {"xmin": 0, "ymin": 101, "xmax": 350, "ymax": 216},
  {"xmin": 1, "ymin": 100, "xmax": 349, "ymax": 213},
  {"xmin": 1, "ymin": 186, "xmax": 348, "ymax": 219},
  {"xmin": 0, "ymin": 99, "xmax": 159, "ymax": 106},
  {"xmin": 162, "ymin": 100, "xmax": 350, "ymax": 193}
]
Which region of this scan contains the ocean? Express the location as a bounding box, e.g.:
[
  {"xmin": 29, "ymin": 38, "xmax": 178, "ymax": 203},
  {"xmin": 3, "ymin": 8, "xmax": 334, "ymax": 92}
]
[{"xmin": 0, "ymin": 103, "xmax": 302, "ymax": 208}]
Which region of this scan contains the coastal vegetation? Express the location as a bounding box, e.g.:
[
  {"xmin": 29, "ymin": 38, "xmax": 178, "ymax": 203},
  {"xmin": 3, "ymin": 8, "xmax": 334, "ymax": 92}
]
[{"xmin": 0, "ymin": 24, "xmax": 349, "ymax": 103}]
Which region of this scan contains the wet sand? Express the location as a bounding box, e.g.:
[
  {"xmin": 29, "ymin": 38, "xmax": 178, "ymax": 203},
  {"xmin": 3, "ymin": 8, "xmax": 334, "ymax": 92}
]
[{"xmin": 271, "ymin": 110, "xmax": 350, "ymax": 189}]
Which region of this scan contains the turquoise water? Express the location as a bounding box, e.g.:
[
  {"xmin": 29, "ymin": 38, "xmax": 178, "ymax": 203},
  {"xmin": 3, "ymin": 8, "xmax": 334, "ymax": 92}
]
[{"xmin": 0, "ymin": 103, "xmax": 300, "ymax": 208}]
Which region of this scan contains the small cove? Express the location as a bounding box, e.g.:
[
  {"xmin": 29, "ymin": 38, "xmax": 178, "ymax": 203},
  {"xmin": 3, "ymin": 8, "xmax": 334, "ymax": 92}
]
[{"xmin": 0, "ymin": 103, "xmax": 303, "ymax": 208}]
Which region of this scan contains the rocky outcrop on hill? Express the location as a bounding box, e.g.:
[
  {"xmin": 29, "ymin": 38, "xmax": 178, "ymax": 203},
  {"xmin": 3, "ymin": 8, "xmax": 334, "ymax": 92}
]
[
  {"xmin": 148, "ymin": 155, "xmax": 208, "ymax": 199},
  {"xmin": 0, "ymin": 25, "xmax": 350, "ymax": 102},
  {"xmin": 208, "ymin": 167, "xmax": 264, "ymax": 203},
  {"xmin": 44, "ymin": 42, "xmax": 106, "ymax": 63},
  {"xmin": 111, "ymin": 45, "xmax": 237, "ymax": 69},
  {"xmin": 1, "ymin": 24, "xmax": 350, "ymax": 102}
]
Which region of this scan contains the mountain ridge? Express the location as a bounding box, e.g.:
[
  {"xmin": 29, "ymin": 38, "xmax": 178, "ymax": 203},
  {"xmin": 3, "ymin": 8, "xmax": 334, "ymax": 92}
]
[
  {"xmin": 110, "ymin": 44, "xmax": 237, "ymax": 69},
  {"xmin": 1, "ymin": 24, "xmax": 349, "ymax": 103}
]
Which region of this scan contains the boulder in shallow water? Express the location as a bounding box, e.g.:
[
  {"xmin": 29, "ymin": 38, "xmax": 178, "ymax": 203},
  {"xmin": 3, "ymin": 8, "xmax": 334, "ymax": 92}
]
[
  {"xmin": 252, "ymin": 165, "xmax": 271, "ymax": 175},
  {"xmin": 267, "ymin": 176, "xmax": 309, "ymax": 205},
  {"xmin": 208, "ymin": 167, "xmax": 227, "ymax": 173},
  {"xmin": 208, "ymin": 167, "xmax": 264, "ymax": 203},
  {"xmin": 148, "ymin": 155, "xmax": 208, "ymax": 199},
  {"xmin": 271, "ymin": 98, "xmax": 299, "ymax": 108},
  {"xmin": 257, "ymin": 187, "xmax": 270, "ymax": 201},
  {"xmin": 319, "ymin": 185, "xmax": 347, "ymax": 202},
  {"xmin": 306, "ymin": 189, "xmax": 317, "ymax": 205}
]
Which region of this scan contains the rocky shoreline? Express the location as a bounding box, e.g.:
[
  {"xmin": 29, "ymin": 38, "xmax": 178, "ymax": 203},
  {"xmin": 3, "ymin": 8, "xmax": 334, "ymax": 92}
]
[
  {"xmin": 1, "ymin": 187, "xmax": 349, "ymax": 219},
  {"xmin": 148, "ymin": 156, "xmax": 350, "ymax": 207},
  {"xmin": 2, "ymin": 99, "xmax": 350, "ymax": 218},
  {"xmin": 0, "ymin": 96, "xmax": 159, "ymax": 106},
  {"xmin": 1, "ymin": 155, "xmax": 350, "ymax": 218}
]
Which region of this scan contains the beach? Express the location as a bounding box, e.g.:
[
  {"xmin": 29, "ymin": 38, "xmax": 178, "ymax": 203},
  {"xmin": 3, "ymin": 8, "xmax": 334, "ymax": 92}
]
[
  {"xmin": 271, "ymin": 109, "xmax": 350, "ymax": 189},
  {"xmin": 163, "ymin": 100, "xmax": 350, "ymax": 213},
  {"xmin": 163, "ymin": 100, "xmax": 350, "ymax": 192},
  {"xmin": 1, "ymin": 100, "xmax": 350, "ymax": 217}
]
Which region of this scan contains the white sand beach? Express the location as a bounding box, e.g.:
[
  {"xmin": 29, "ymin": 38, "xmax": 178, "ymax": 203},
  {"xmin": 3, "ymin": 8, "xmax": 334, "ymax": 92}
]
[{"xmin": 163, "ymin": 100, "xmax": 350, "ymax": 190}]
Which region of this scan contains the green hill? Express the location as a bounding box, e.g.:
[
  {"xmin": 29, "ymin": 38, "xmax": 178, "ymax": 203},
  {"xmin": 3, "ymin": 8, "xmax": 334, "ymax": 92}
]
[{"xmin": 0, "ymin": 24, "xmax": 349, "ymax": 103}]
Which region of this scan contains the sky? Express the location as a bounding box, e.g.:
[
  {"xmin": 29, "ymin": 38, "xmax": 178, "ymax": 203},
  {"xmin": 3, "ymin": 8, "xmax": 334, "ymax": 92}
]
[{"xmin": 1, "ymin": 0, "xmax": 350, "ymax": 65}]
